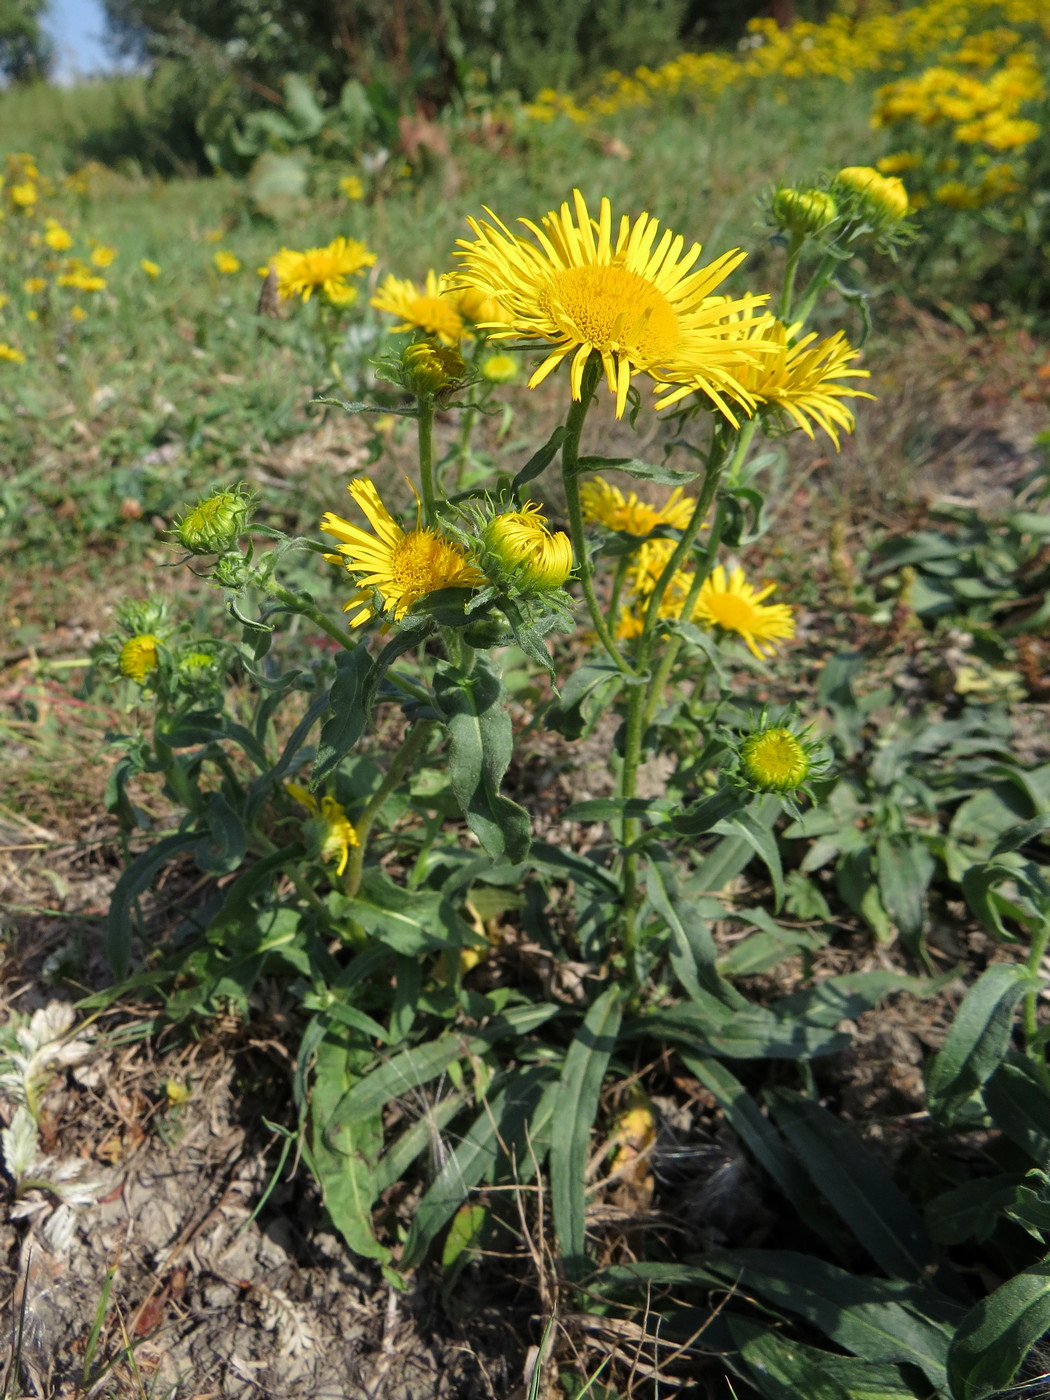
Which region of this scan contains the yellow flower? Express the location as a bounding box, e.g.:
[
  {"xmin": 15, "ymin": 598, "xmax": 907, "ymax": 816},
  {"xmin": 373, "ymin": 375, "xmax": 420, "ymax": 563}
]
[
  {"xmin": 0, "ymin": 343, "xmax": 26, "ymax": 364},
  {"xmin": 25, "ymin": 310, "xmax": 38, "ymax": 323},
  {"xmin": 22, "ymin": 278, "xmax": 47, "ymax": 295},
  {"xmin": 726, "ymin": 320, "xmax": 873, "ymax": 448},
  {"xmin": 321, "ymin": 479, "xmax": 484, "ymax": 628},
  {"xmin": 57, "ymin": 265, "xmax": 106, "ymax": 292},
  {"xmin": 90, "ymin": 244, "xmax": 117, "ymax": 267},
  {"xmin": 740, "ymin": 726, "xmax": 811, "ymax": 792},
  {"xmin": 119, "ymin": 634, "xmax": 161, "ymax": 684},
  {"xmin": 140, "ymin": 259, "xmax": 160, "ymax": 279},
  {"xmin": 44, "ymin": 225, "xmax": 73, "ymax": 251},
  {"xmin": 70, "ymin": 305, "xmax": 87, "ymax": 322},
  {"xmin": 213, "ymin": 250, "xmax": 241, "ymax": 275},
  {"xmin": 10, "ymin": 182, "xmax": 37, "ymax": 208},
  {"xmin": 401, "ymin": 341, "xmax": 466, "ymax": 397},
  {"xmin": 455, "ymin": 188, "xmax": 775, "ymax": 420},
  {"xmin": 449, "ymin": 284, "xmax": 508, "ymax": 327},
  {"xmin": 480, "ymin": 352, "xmax": 518, "ymax": 383},
  {"xmin": 287, "ymin": 784, "xmax": 359, "ymax": 877},
  {"xmin": 339, "ymin": 174, "xmax": 364, "ymax": 200},
  {"xmin": 269, "ymin": 237, "xmax": 376, "ymax": 304},
  {"xmin": 484, "ymin": 502, "xmax": 574, "ymax": 588},
  {"xmin": 877, "ymin": 151, "xmax": 922, "ymax": 175},
  {"xmin": 835, "ymin": 166, "xmax": 910, "ymax": 223},
  {"xmin": 580, "ymin": 476, "xmax": 695, "ymax": 536},
  {"xmin": 693, "ymin": 566, "xmax": 795, "ymax": 659},
  {"xmin": 371, "ymin": 269, "xmax": 464, "ymax": 344}
]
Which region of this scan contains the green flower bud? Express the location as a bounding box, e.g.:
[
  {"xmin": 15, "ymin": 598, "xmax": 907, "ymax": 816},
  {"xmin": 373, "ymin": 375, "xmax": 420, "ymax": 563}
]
[
  {"xmin": 400, "ymin": 341, "xmax": 466, "ymax": 399},
  {"xmin": 213, "ymin": 552, "xmax": 256, "ymax": 590},
  {"xmin": 176, "ymin": 486, "xmax": 255, "ymax": 555},
  {"xmin": 772, "ymin": 186, "xmax": 838, "ymax": 236},
  {"xmin": 732, "ymin": 711, "xmax": 830, "ymax": 803}
]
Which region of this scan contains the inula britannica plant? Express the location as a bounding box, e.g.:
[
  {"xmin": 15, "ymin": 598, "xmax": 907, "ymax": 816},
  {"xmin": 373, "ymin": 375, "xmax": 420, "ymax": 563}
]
[{"xmin": 100, "ymin": 176, "xmax": 910, "ymax": 1274}]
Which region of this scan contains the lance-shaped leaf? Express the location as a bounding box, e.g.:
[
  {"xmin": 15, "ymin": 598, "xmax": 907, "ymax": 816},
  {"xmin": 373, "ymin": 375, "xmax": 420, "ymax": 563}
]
[
  {"xmin": 312, "ymin": 643, "xmax": 375, "ymax": 785},
  {"xmin": 948, "ymin": 1256, "xmax": 1050, "ymax": 1400},
  {"xmin": 434, "ymin": 658, "xmax": 530, "ymax": 862}
]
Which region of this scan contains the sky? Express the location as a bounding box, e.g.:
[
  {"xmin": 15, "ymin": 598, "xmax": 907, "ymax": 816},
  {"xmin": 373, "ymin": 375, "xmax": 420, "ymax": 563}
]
[{"xmin": 43, "ymin": 0, "xmax": 121, "ymax": 82}]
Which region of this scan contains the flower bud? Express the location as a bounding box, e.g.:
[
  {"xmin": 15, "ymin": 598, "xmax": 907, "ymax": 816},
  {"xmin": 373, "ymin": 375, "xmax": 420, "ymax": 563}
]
[
  {"xmin": 119, "ymin": 634, "xmax": 161, "ymax": 685},
  {"xmin": 835, "ymin": 166, "xmax": 909, "ymax": 225},
  {"xmin": 176, "ymin": 486, "xmax": 255, "ymax": 555},
  {"xmin": 733, "ymin": 713, "xmax": 830, "ymax": 800},
  {"xmin": 400, "ymin": 341, "xmax": 466, "ymax": 399},
  {"xmin": 483, "ymin": 502, "xmax": 573, "ymax": 590},
  {"xmin": 772, "ymin": 186, "xmax": 838, "ymax": 236},
  {"xmin": 212, "ymin": 551, "xmax": 256, "ymax": 590}
]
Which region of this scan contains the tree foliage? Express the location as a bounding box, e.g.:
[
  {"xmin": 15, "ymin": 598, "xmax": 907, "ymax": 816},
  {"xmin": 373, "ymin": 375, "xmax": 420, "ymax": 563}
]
[{"xmin": 0, "ymin": 0, "xmax": 52, "ymax": 82}]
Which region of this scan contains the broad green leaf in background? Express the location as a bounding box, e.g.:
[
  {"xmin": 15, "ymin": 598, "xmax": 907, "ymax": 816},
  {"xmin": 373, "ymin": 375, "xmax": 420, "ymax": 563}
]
[
  {"xmin": 312, "ymin": 644, "xmax": 374, "ymax": 785},
  {"xmin": 645, "ymin": 850, "xmax": 745, "ymax": 1007},
  {"xmin": 983, "ymin": 1052, "xmax": 1050, "ymax": 1165},
  {"xmin": 730, "ymin": 1319, "xmax": 930, "ymax": 1400},
  {"xmin": 876, "ymin": 834, "xmax": 935, "ymax": 947},
  {"xmin": 107, "ymin": 831, "xmax": 200, "ymax": 978},
  {"xmin": 712, "ymin": 805, "xmax": 785, "ymax": 907},
  {"xmin": 550, "ymin": 985, "xmax": 623, "ymax": 1279},
  {"xmin": 347, "ymin": 868, "xmax": 475, "ymax": 956},
  {"xmin": 926, "ymin": 964, "xmax": 1038, "ymax": 1126},
  {"xmin": 947, "ymin": 1256, "xmax": 1050, "ymax": 1400},
  {"xmin": 434, "ymin": 658, "xmax": 531, "ymax": 863}
]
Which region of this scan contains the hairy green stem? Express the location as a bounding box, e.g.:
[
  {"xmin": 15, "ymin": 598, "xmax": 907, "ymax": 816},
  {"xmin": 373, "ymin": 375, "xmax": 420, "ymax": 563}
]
[
  {"xmin": 418, "ymin": 398, "xmax": 437, "ymax": 524},
  {"xmin": 606, "ymin": 555, "xmax": 630, "ymax": 631},
  {"xmin": 791, "ymin": 251, "xmax": 837, "ymax": 329},
  {"xmin": 265, "ymin": 582, "xmax": 355, "ymax": 652},
  {"xmin": 778, "ymin": 231, "xmax": 805, "ymax": 322},
  {"xmin": 561, "ymin": 357, "xmax": 637, "ymax": 679},
  {"xmin": 342, "ymin": 721, "xmax": 434, "ymax": 897}
]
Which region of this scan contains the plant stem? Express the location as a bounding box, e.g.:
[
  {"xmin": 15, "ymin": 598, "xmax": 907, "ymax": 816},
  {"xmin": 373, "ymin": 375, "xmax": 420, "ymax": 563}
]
[
  {"xmin": 342, "ymin": 720, "xmax": 434, "ymax": 897},
  {"xmin": 791, "ymin": 250, "xmax": 837, "ymax": 328},
  {"xmin": 265, "ymin": 582, "xmax": 355, "ymax": 652},
  {"xmin": 618, "ymin": 426, "xmax": 736, "ymax": 983},
  {"xmin": 778, "ymin": 231, "xmax": 805, "ymax": 322},
  {"xmin": 418, "ymin": 397, "xmax": 437, "ymax": 524},
  {"xmin": 560, "ymin": 356, "xmax": 637, "ymax": 679},
  {"xmin": 1024, "ymin": 915, "xmax": 1050, "ymax": 1089},
  {"xmin": 606, "ymin": 555, "xmax": 630, "ymax": 631}
]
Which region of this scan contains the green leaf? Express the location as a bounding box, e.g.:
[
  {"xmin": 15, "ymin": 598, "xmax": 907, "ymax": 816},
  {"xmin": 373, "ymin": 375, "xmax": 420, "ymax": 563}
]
[
  {"xmin": 711, "ymin": 806, "xmax": 785, "ymax": 908},
  {"xmin": 717, "ymin": 906, "xmax": 827, "ymax": 978},
  {"xmin": 575, "ymin": 455, "xmax": 698, "ymax": 486},
  {"xmin": 544, "ymin": 662, "xmax": 624, "ymax": 741},
  {"xmin": 766, "ymin": 1088, "xmax": 935, "ymax": 1281},
  {"xmin": 926, "ymin": 1175, "xmax": 1034, "ymax": 1246},
  {"xmin": 372, "ymin": 1092, "xmax": 465, "ymax": 1197},
  {"xmin": 947, "ymin": 1256, "xmax": 1050, "ymax": 1400},
  {"xmin": 434, "ymin": 658, "xmax": 531, "ymax": 863},
  {"xmin": 194, "ymin": 790, "xmax": 247, "ymax": 875},
  {"xmin": 876, "ymin": 834, "xmax": 934, "ymax": 944},
  {"xmin": 645, "ymin": 852, "xmax": 744, "ymax": 1006},
  {"xmin": 550, "ymin": 986, "xmax": 624, "ymax": 1278},
  {"xmin": 991, "ymin": 814, "xmax": 1050, "ymax": 858},
  {"xmin": 730, "ymin": 1317, "xmax": 853, "ymax": 1400},
  {"xmin": 400, "ymin": 1065, "xmax": 553, "ymax": 1268},
  {"xmin": 983, "ymin": 1053, "xmax": 1050, "ymax": 1164},
  {"xmin": 682, "ymin": 1055, "xmax": 847, "ymax": 1255},
  {"xmin": 926, "ymin": 964, "xmax": 1038, "ymax": 1126},
  {"xmin": 107, "ymin": 832, "xmax": 199, "ymax": 978},
  {"xmin": 672, "ymin": 787, "xmax": 746, "ymax": 837},
  {"xmin": 702, "ymin": 1252, "xmax": 955, "ymax": 1388},
  {"xmin": 347, "ymin": 868, "xmax": 470, "ymax": 955},
  {"xmin": 511, "ymin": 424, "xmax": 567, "ymax": 494},
  {"xmin": 304, "ymin": 1027, "xmax": 389, "ymax": 1263},
  {"xmin": 562, "ymin": 797, "xmax": 674, "ymax": 825},
  {"xmin": 313, "ymin": 645, "xmax": 374, "ymax": 786},
  {"xmin": 632, "ymin": 1003, "xmax": 849, "ymax": 1060},
  {"xmin": 772, "ymin": 970, "xmax": 951, "ymax": 1027}
]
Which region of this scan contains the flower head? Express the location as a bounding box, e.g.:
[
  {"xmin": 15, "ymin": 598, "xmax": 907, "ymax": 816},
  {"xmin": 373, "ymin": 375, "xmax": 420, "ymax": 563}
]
[
  {"xmin": 140, "ymin": 259, "xmax": 160, "ymax": 279},
  {"xmin": 693, "ymin": 566, "xmax": 795, "ymax": 659},
  {"xmin": 44, "ymin": 224, "xmax": 73, "ymax": 251},
  {"xmin": 213, "ymin": 250, "xmax": 241, "ymax": 275},
  {"xmin": 732, "ymin": 711, "xmax": 830, "ymax": 804},
  {"xmin": 269, "ymin": 237, "xmax": 376, "ymax": 305},
  {"xmin": 724, "ymin": 320, "xmax": 873, "ymax": 448},
  {"xmin": 0, "ymin": 344, "xmax": 26, "ymax": 364},
  {"xmin": 581, "ymin": 476, "xmax": 695, "ymax": 537},
  {"xmin": 339, "ymin": 175, "xmax": 364, "ymax": 201},
  {"xmin": 176, "ymin": 486, "xmax": 255, "ymax": 555},
  {"xmin": 835, "ymin": 166, "xmax": 909, "ymax": 225},
  {"xmin": 771, "ymin": 186, "xmax": 838, "ymax": 236},
  {"xmin": 10, "ymin": 182, "xmax": 37, "ymax": 209},
  {"xmin": 480, "ymin": 352, "xmax": 518, "ymax": 383},
  {"xmin": 400, "ymin": 341, "xmax": 467, "ymax": 398},
  {"xmin": 371, "ymin": 270, "xmax": 464, "ymax": 344},
  {"xmin": 22, "ymin": 278, "xmax": 46, "ymax": 295},
  {"xmin": 455, "ymin": 188, "xmax": 775, "ymax": 419},
  {"xmin": 287, "ymin": 784, "xmax": 359, "ymax": 876},
  {"xmin": 91, "ymin": 245, "xmax": 117, "ymax": 268},
  {"xmin": 484, "ymin": 502, "xmax": 573, "ymax": 589},
  {"xmin": 321, "ymin": 480, "xmax": 484, "ymax": 628},
  {"xmin": 119, "ymin": 634, "xmax": 161, "ymax": 684}
]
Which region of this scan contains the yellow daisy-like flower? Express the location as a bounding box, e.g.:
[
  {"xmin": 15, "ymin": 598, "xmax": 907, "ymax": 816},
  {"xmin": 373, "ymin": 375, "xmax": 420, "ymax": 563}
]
[
  {"xmin": 10, "ymin": 182, "xmax": 37, "ymax": 208},
  {"xmin": 140, "ymin": 259, "xmax": 160, "ymax": 279},
  {"xmin": 371, "ymin": 269, "xmax": 464, "ymax": 345},
  {"xmin": 44, "ymin": 225, "xmax": 73, "ymax": 251},
  {"xmin": 727, "ymin": 320, "xmax": 873, "ymax": 449},
  {"xmin": 580, "ymin": 476, "xmax": 695, "ymax": 536},
  {"xmin": 91, "ymin": 244, "xmax": 117, "ymax": 268},
  {"xmin": 455, "ymin": 188, "xmax": 775, "ymax": 419},
  {"xmin": 22, "ymin": 278, "xmax": 47, "ymax": 295},
  {"xmin": 270, "ymin": 237, "xmax": 376, "ymax": 304},
  {"xmin": 57, "ymin": 268, "xmax": 106, "ymax": 292},
  {"xmin": 119, "ymin": 633, "xmax": 161, "ymax": 684},
  {"xmin": 484, "ymin": 502, "xmax": 574, "ymax": 588},
  {"xmin": 287, "ymin": 783, "xmax": 359, "ymax": 877},
  {"xmin": 339, "ymin": 174, "xmax": 364, "ymax": 201},
  {"xmin": 693, "ymin": 566, "xmax": 795, "ymax": 659},
  {"xmin": 321, "ymin": 479, "xmax": 484, "ymax": 628},
  {"xmin": 450, "ymin": 284, "xmax": 508, "ymax": 328},
  {"xmin": 213, "ymin": 250, "xmax": 241, "ymax": 275},
  {"xmin": 70, "ymin": 305, "xmax": 87, "ymax": 322},
  {"xmin": 740, "ymin": 727, "xmax": 810, "ymax": 792},
  {"xmin": 480, "ymin": 352, "xmax": 518, "ymax": 383},
  {"xmin": 0, "ymin": 343, "xmax": 26, "ymax": 364}
]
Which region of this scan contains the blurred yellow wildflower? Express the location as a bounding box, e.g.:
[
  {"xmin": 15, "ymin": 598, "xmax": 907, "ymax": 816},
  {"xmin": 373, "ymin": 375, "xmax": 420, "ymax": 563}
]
[
  {"xmin": 371, "ymin": 270, "xmax": 464, "ymax": 344},
  {"xmin": 10, "ymin": 182, "xmax": 37, "ymax": 208},
  {"xmin": 70, "ymin": 305, "xmax": 87, "ymax": 322},
  {"xmin": 213, "ymin": 250, "xmax": 241, "ymax": 275},
  {"xmin": 339, "ymin": 174, "xmax": 364, "ymax": 200},
  {"xmin": 0, "ymin": 343, "xmax": 26, "ymax": 364},
  {"xmin": 44, "ymin": 223, "xmax": 73, "ymax": 251},
  {"xmin": 91, "ymin": 244, "xmax": 117, "ymax": 268},
  {"xmin": 22, "ymin": 278, "xmax": 47, "ymax": 295},
  {"xmin": 480, "ymin": 352, "xmax": 518, "ymax": 383},
  {"xmin": 269, "ymin": 237, "xmax": 375, "ymax": 305},
  {"xmin": 581, "ymin": 477, "xmax": 695, "ymax": 536},
  {"xmin": 140, "ymin": 259, "xmax": 160, "ymax": 279},
  {"xmin": 287, "ymin": 784, "xmax": 359, "ymax": 876}
]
